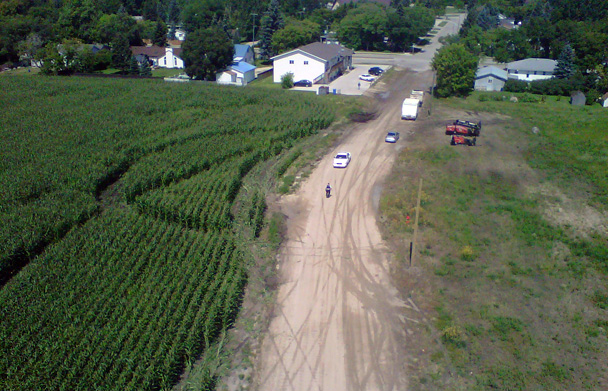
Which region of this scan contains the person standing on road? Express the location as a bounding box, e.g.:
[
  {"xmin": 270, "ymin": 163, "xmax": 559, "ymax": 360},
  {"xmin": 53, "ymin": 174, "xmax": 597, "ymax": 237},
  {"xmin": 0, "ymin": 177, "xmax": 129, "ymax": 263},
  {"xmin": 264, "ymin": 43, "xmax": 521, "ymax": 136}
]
[
  {"xmin": 325, "ymin": 183, "xmax": 332, "ymax": 198},
  {"xmin": 358, "ymin": 82, "xmax": 361, "ymax": 90}
]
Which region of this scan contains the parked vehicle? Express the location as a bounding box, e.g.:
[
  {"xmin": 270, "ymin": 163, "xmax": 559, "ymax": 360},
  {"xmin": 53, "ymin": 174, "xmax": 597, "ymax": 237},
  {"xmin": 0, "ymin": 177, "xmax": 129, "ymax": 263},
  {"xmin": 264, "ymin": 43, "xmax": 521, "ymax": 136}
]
[
  {"xmin": 385, "ymin": 131, "xmax": 400, "ymax": 143},
  {"xmin": 410, "ymin": 90, "xmax": 424, "ymax": 107},
  {"xmin": 293, "ymin": 80, "xmax": 312, "ymax": 87},
  {"xmin": 454, "ymin": 119, "xmax": 482, "ymax": 131},
  {"xmin": 359, "ymin": 74, "xmax": 375, "ymax": 82},
  {"xmin": 368, "ymin": 67, "xmax": 384, "ymax": 76},
  {"xmin": 450, "ymin": 135, "xmax": 476, "ymax": 146},
  {"xmin": 333, "ymin": 152, "xmax": 352, "ymax": 168},
  {"xmin": 446, "ymin": 124, "xmax": 480, "ymax": 137},
  {"xmin": 401, "ymin": 98, "xmax": 419, "ymax": 120}
]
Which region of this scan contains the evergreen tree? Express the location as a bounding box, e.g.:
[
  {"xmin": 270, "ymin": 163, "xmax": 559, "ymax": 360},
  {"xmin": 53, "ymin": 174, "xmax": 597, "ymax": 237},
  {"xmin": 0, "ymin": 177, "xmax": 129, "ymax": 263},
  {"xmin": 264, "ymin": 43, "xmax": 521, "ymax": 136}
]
[
  {"xmin": 111, "ymin": 34, "xmax": 132, "ymax": 72},
  {"xmin": 554, "ymin": 43, "xmax": 576, "ymax": 79},
  {"xmin": 477, "ymin": 4, "xmax": 499, "ymax": 30},
  {"xmin": 139, "ymin": 56, "xmax": 152, "ymax": 76},
  {"xmin": 129, "ymin": 55, "xmax": 140, "ymax": 74},
  {"xmin": 259, "ymin": 0, "xmax": 285, "ymax": 59},
  {"xmin": 167, "ymin": 0, "xmax": 180, "ymax": 24},
  {"xmin": 153, "ymin": 21, "xmax": 167, "ymax": 46}
]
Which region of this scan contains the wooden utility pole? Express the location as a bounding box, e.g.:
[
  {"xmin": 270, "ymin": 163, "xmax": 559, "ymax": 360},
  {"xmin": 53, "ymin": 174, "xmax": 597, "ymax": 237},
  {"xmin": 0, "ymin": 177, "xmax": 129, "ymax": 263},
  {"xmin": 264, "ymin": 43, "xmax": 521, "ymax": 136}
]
[{"xmin": 411, "ymin": 178, "xmax": 423, "ymax": 267}]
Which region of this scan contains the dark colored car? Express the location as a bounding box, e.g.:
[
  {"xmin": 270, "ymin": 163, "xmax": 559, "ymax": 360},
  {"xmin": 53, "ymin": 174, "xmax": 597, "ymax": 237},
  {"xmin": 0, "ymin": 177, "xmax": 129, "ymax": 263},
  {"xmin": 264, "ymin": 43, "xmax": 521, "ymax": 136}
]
[
  {"xmin": 293, "ymin": 80, "xmax": 312, "ymax": 87},
  {"xmin": 368, "ymin": 67, "xmax": 384, "ymax": 76}
]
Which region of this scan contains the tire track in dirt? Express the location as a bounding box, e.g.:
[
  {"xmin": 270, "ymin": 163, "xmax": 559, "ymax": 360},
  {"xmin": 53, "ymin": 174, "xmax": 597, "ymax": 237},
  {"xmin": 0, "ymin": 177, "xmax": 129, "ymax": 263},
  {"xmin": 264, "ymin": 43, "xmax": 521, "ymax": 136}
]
[{"xmin": 255, "ymin": 69, "xmax": 431, "ymax": 391}]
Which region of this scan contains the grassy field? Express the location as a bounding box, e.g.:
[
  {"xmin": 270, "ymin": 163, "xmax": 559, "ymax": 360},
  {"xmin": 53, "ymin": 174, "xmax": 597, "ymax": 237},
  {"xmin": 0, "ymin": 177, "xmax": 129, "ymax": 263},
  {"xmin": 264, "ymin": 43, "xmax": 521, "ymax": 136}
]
[
  {"xmin": 0, "ymin": 75, "xmax": 348, "ymax": 390},
  {"xmin": 380, "ymin": 93, "xmax": 608, "ymax": 390}
]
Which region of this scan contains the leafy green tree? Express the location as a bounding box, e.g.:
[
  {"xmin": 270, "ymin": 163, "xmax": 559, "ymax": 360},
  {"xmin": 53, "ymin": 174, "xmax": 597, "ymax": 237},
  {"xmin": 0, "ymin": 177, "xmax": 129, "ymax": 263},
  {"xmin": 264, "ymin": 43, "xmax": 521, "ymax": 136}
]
[
  {"xmin": 95, "ymin": 12, "xmax": 141, "ymax": 45},
  {"xmin": 56, "ymin": 0, "xmax": 100, "ymax": 42},
  {"xmin": 386, "ymin": 6, "xmax": 434, "ymax": 52},
  {"xmin": 431, "ymin": 44, "xmax": 478, "ymax": 97},
  {"xmin": 271, "ymin": 18, "xmax": 320, "ymax": 54},
  {"xmin": 181, "ymin": 26, "xmax": 233, "ymax": 80},
  {"xmin": 554, "ymin": 43, "xmax": 575, "ymax": 79},
  {"xmin": 336, "ymin": 3, "xmax": 387, "ymax": 51},
  {"xmin": 259, "ymin": 0, "xmax": 285, "ymax": 59},
  {"xmin": 181, "ymin": 0, "xmax": 225, "ymax": 32},
  {"xmin": 490, "ymin": 28, "xmax": 533, "ymax": 62},
  {"xmin": 111, "ymin": 33, "xmax": 132, "ymax": 72}
]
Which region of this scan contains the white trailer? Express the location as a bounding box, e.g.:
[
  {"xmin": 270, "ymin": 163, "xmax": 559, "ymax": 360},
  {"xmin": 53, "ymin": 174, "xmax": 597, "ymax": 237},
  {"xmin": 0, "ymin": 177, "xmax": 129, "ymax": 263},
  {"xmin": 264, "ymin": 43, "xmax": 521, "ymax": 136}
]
[
  {"xmin": 401, "ymin": 98, "xmax": 419, "ymax": 120},
  {"xmin": 410, "ymin": 90, "xmax": 424, "ymax": 106}
]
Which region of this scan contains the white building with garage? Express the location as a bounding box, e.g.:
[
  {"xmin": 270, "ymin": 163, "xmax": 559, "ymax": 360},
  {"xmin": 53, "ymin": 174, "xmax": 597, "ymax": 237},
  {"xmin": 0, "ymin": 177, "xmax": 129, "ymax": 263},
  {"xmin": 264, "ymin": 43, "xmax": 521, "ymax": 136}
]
[{"xmin": 271, "ymin": 42, "xmax": 353, "ymax": 85}]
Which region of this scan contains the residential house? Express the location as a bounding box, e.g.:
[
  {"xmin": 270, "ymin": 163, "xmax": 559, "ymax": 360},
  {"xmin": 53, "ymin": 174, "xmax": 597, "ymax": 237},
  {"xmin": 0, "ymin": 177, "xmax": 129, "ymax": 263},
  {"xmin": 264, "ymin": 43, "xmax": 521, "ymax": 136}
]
[
  {"xmin": 234, "ymin": 44, "xmax": 255, "ymax": 65},
  {"xmin": 174, "ymin": 28, "xmax": 187, "ymax": 41},
  {"xmin": 271, "ymin": 42, "xmax": 353, "ymax": 84},
  {"xmin": 328, "ymin": 0, "xmax": 391, "ymax": 8},
  {"xmin": 216, "ymin": 44, "xmax": 257, "ymax": 86},
  {"xmin": 506, "ymin": 58, "xmax": 557, "ymax": 81},
  {"xmin": 601, "ymin": 93, "xmax": 608, "ymax": 108},
  {"xmin": 131, "ymin": 46, "xmax": 183, "ymax": 69},
  {"xmin": 475, "ymin": 66, "xmax": 508, "ymax": 91}
]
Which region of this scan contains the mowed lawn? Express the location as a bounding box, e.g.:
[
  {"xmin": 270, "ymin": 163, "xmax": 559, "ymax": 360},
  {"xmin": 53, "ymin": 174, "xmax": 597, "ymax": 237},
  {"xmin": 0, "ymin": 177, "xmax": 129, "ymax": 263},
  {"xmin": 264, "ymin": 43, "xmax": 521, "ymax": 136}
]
[{"xmin": 380, "ymin": 92, "xmax": 608, "ymax": 390}]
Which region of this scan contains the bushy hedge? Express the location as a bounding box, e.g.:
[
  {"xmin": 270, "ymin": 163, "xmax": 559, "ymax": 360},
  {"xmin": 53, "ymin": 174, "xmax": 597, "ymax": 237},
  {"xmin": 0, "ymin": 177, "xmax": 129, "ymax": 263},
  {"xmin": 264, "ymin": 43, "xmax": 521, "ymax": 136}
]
[{"xmin": 503, "ymin": 78, "xmax": 577, "ymax": 96}]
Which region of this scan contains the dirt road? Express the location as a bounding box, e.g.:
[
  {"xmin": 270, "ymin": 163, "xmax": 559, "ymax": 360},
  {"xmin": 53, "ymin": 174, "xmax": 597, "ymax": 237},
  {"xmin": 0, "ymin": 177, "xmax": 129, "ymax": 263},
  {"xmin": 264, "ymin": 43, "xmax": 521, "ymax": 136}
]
[{"xmin": 255, "ymin": 69, "xmax": 433, "ymax": 391}]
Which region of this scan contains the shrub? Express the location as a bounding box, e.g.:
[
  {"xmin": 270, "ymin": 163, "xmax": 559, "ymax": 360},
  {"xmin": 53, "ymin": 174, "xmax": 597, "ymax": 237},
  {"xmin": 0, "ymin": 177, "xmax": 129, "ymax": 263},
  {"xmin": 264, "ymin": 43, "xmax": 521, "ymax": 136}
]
[
  {"xmin": 281, "ymin": 72, "xmax": 294, "ymax": 89},
  {"xmin": 460, "ymin": 245, "xmax": 476, "ymax": 261},
  {"xmin": 504, "ymin": 79, "xmax": 528, "ymax": 93}
]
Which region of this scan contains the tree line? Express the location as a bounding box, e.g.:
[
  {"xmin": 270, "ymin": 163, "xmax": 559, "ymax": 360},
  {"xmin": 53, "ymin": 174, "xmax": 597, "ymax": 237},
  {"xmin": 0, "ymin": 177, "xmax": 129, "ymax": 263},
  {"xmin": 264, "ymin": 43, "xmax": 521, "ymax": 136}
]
[
  {"xmin": 432, "ymin": 0, "xmax": 608, "ymax": 101},
  {"xmin": 1, "ymin": 0, "xmax": 436, "ymax": 80}
]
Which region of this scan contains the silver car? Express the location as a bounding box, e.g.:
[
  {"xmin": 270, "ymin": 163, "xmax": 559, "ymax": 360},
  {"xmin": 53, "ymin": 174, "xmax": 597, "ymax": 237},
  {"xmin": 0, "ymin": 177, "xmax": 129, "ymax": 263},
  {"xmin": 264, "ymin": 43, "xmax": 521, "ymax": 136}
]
[{"xmin": 385, "ymin": 131, "xmax": 400, "ymax": 143}]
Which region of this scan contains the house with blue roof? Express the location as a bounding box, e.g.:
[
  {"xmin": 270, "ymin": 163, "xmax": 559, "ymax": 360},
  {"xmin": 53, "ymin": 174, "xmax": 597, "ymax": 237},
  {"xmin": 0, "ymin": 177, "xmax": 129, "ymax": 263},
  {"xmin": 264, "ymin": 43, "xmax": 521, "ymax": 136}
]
[
  {"xmin": 234, "ymin": 44, "xmax": 255, "ymax": 65},
  {"xmin": 216, "ymin": 44, "xmax": 257, "ymax": 86}
]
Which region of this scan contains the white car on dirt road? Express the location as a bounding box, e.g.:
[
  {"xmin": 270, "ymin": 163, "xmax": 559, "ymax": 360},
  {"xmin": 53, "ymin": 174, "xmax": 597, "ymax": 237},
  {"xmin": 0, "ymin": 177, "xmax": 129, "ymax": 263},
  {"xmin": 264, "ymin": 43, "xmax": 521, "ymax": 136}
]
[{"xmin": 333, "ymin": 152, "xmax": 351, "ymax": 168}]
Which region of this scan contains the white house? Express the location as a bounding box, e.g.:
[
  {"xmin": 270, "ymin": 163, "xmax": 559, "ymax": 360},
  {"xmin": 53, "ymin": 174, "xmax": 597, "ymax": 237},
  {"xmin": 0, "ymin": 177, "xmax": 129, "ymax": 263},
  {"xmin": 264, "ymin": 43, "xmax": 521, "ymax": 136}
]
[
  {"xmin": 506, "ymin": 58, "xmax": 557, "ymax": 81},
  {"xmin": 174, "ymin": 28, "xmax": 187, "ymax": 41},
  {"xmin": 271, "ymin": 42, "xmax": 353, "ymax": 84},
  {"xmin": 158, "ymin": 47, "xmax": 183, "ymax": 69},
  {"xmin": 216, "ymin": 61, "xmax": 257, "ymax": 86},
  {"xmin": 131, "ymin": 46, "xmax": 183, "ymax": 69},
  {"xmin": 601, "ymin": 93, "xmax": 608, "ymax": 108},
  {"xmin": 475, "ymin": 66, "xmax": 508, "ymax": 91}
]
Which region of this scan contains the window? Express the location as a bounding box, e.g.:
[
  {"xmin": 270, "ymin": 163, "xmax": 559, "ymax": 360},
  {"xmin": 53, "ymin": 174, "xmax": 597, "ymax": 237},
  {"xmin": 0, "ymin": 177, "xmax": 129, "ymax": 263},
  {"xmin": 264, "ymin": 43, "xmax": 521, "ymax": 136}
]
[
  {"xmin": 289, "ymin": 60, "xmax": 294, "ymax": 64},
  {"xmin": 304, "ymin": 61, "xmax": 309, "ymax": 65}
]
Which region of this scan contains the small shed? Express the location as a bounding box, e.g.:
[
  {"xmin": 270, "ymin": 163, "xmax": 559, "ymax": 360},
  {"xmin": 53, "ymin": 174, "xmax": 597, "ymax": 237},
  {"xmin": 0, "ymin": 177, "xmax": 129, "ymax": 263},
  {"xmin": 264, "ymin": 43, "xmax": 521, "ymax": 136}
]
[
  {"xmin": 475, "ymin": 66, "xmax": 508, "ymax": 92},
  {"xmin": 570, "ymin": 91, "xmax": 586, "ymax": 106}
]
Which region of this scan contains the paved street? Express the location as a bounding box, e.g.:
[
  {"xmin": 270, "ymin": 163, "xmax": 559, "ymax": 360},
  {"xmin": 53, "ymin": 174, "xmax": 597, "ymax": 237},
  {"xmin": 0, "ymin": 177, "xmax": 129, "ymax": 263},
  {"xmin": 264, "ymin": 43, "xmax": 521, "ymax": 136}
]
[{"xmin": 326, "ymin": 13, "xmax": 465, "ymax": 96}]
